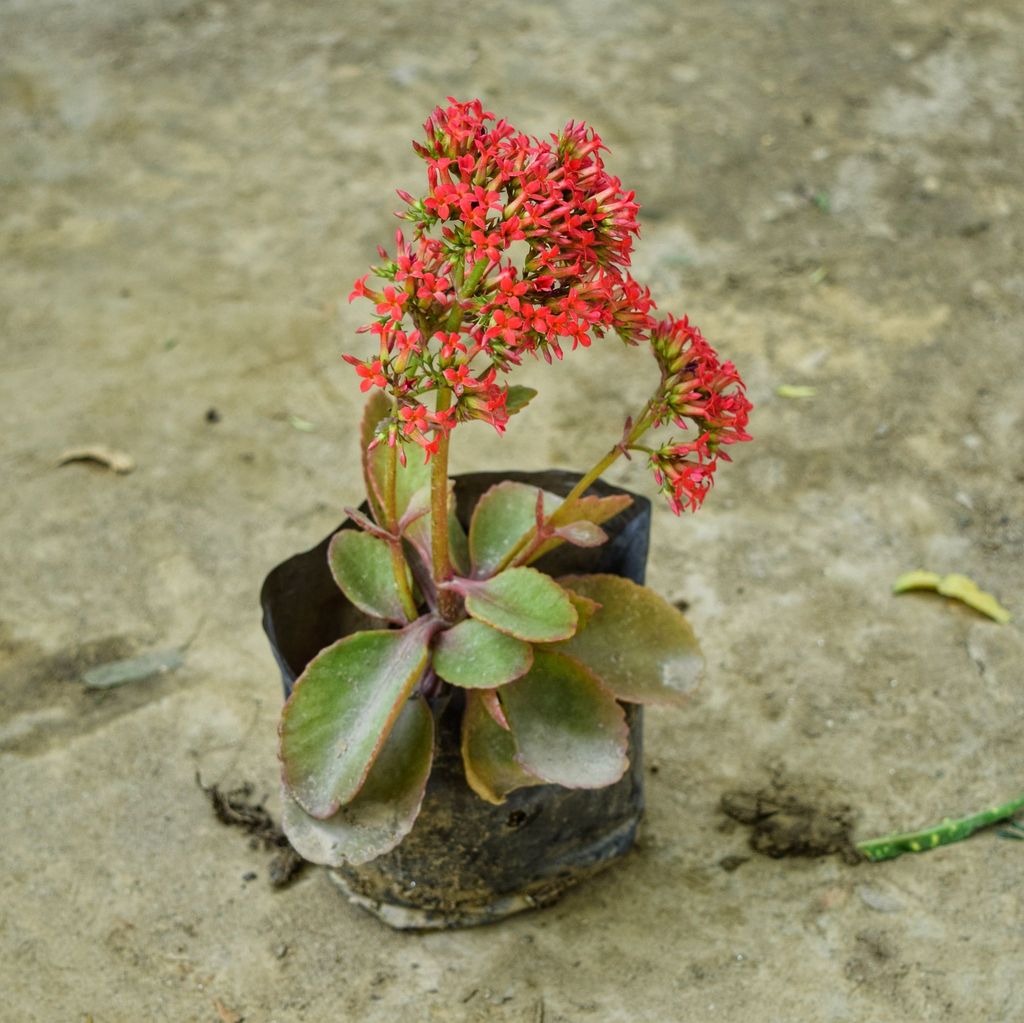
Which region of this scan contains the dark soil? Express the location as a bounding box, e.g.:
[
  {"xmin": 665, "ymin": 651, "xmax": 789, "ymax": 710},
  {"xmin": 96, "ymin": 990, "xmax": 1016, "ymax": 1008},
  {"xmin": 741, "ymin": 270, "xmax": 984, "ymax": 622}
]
[
  {"xmin": 721, "ymin": 781, "xmax": 861, "ymax": 864},
  {"xmin": 197, "ymin": 775, "xmax": 306, "ymax": 888}
]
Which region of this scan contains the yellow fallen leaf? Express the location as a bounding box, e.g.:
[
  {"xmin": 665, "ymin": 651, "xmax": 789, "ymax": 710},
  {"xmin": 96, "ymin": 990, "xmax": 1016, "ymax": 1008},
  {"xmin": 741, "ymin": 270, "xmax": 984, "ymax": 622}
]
[
  {"xmin": 57, "ymin": 445, "xmax": 135, "ymax": 474},
  {"xmin": 936, "ymin": 574, "xmax": 1012, "ymax": 624},
  {"xmin": 893, "ymin": 570, "xmax": 1011, "ymax": 624},
  {"xmin": 776, "ymin": 385, "xmax": 816, "ymax": 399},
  {"xmin": 892, "ymin": 570, "xmax": 942, "ymax": 593}
]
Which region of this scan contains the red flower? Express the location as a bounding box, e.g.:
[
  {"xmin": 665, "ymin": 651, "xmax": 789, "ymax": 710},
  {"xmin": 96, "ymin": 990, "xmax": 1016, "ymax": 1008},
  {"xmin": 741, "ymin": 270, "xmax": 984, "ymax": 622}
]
[
  {"xmin": 343, "ymin": 354, "xmax": 388, "ymax": 392},
  {"xmin": 375, "ymin": 285, "xmax": 408, "ymax": 323}
]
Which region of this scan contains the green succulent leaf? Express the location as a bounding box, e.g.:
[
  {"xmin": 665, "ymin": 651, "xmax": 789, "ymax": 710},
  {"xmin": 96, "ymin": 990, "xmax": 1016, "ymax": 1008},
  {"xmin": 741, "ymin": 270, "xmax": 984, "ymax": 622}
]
[
  {"xmin": 552, "ymin": 520, "xmax": 608, "ymax": 547},
  {"xmin": 551, "ymin": 574, "xmax": 703, "ymax": 705},
  {"xmin": 361, "ymin": 392, "xmax": 429, "ymax": 526},
  {"xmin": 360, "ymin": 392, "xmax": 391, "ymax": 524},
  {"xmin": 432, "ymin": 618, "xmax": 533, "ymax": 689},
  {"xmin": 279, "ymin": 620, "xmax": 433, "ymax": 818},
  {"xmin": 505, "ymin": 385, "xmax": 538, "ymax": 415},
  {"xmin": 468, "ymin": 481, "xmax": 561, "ymax": 577},
  {"xmin": 561, "ymin": 587, "xmax": 602, "ymax": 631},
  {"xmin": 531, "ymin": 493, "xmax": 633, "ymax": 562},
  {"xmin": 328, "ymin": 530, "xmax": 411, "ymax": 623},
  {"xmin": 499, "ymin": 649, "xmax": 628, "ymax": 788},
  {"xmin": 448, "ymin": 505, "xmax": 471, "ymax": 576},
  {"xmin": 459, "ymin": 567, "xmax": 578, "ymax": 643},
  {"xmin": 281, "ymin": 695, "xmax": 434, "ymax": 865},
  {"xmin": 461, "ymin": 689, "xmax": 543, "ymax": 804}
]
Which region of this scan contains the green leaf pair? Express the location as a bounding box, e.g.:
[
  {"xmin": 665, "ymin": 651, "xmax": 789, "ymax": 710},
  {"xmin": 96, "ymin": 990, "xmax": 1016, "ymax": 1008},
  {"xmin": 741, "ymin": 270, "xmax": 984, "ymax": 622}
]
[
  {"xmin": 468, "ymin": 480, "xmax": 632, "ymax": 577},
  {"xmin": 456, "ymin": 574, "xmax": 703, "ymax": 803}
]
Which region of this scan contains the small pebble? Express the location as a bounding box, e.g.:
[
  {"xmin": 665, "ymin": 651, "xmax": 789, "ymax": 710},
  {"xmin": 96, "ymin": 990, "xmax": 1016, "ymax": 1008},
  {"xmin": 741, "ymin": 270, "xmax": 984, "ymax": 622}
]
[{"xmin": 274, "ymin": 944, "xmax": 288, "ymax": 959}]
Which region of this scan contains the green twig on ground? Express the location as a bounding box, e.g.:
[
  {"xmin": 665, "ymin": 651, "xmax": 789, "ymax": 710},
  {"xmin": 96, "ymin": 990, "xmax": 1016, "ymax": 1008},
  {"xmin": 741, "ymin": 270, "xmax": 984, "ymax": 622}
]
[{"xmin": 857, "ymin": 792, "xmax": 1024, "ymax": 862}]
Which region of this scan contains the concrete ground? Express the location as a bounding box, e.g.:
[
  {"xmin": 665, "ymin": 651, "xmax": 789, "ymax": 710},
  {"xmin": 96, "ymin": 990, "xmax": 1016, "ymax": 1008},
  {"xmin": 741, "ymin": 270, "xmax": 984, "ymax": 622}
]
[{"xmin": 2, "ymin": 1, "xmax": 1022, "ymax": 1020}]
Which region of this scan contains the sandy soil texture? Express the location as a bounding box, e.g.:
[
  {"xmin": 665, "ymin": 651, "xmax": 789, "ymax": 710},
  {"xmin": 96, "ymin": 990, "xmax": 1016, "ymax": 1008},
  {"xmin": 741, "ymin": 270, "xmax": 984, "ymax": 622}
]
[{"xmin": 2, "ymin": 1, "xmax": 1023, "ymax": 1020}]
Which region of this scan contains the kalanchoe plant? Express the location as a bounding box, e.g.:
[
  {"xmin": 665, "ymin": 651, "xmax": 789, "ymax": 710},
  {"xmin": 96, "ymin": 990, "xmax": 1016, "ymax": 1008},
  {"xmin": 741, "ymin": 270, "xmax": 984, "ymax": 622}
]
[{"xmin": 278, "ymin": 98, "xmax": 752, "ymax": 866}]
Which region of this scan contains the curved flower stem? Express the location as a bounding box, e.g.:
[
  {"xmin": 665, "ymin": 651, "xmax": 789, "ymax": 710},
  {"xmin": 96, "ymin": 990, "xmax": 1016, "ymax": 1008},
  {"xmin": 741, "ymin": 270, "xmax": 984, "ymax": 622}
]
[
  {"xmin": 548, "ymin": 399, "xmax": 657, "ymax": 525},
  {"xmin": 856, "ymin": 792, "xmax": 1024, "ymax": 862},
  {"xmin": 384, "ymin": 431, "xmax": 419, "ymax": 622},
  {"xmin": 431, "ymin": 386, "xmax": 460, "ymax": 622},
  {"xmin": 493, "ymin": 400, "xmax": 657, "ymax": 574}
]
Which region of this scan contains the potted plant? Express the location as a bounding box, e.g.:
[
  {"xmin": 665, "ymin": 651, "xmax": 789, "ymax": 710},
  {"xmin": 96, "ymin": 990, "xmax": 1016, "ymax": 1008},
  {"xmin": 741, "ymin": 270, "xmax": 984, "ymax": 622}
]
[{"xmin": 261, "ymin": 98, "xmax": 752, "ymax": 928}]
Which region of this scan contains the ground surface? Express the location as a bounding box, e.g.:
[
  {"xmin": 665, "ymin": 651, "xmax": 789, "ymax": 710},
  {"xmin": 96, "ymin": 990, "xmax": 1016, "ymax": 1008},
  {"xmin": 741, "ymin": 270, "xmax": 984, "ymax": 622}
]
[{"xmin": 2, "ymin": 1, "xmax": 1023, "ymax": 1020}]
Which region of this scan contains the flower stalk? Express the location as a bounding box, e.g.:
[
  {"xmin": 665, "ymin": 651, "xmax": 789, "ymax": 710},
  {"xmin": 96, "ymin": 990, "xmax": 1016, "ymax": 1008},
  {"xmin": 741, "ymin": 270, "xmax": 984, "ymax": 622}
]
[{"xmin": 430, "ymin": 386, "xmax": 460, "ymax": 622}]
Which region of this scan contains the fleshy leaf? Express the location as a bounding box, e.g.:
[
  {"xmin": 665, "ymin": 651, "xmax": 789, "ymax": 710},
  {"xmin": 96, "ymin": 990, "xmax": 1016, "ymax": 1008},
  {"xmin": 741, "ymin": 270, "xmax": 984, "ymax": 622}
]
[
  {"xmin": 281, "ymin": 696, "xmax": 434, "ymax": 865},
  {"xmin": 279, "ymin": 621, "xmax": 432, "ymax": 818},
  {"xmin": 461, "ymin": 690, "xmax": 544, "ymax": 804},
  {"xmin": 893, "ymin": 570, "xmax": 1011, "ymax": 624},
  {"xmin": 531, "ymin": 493, "xmax": 633, "ymax": 562},
  {"xmin": 551, "ymin": 574, "xmax": 703, "ymax": 705},
  {"xmin": 343, "ymin": 505, "xmax": 393, "ymax": 540},
  {"xmin": 479, "ymin": 687, "xmax": 510, "ymax": 730},
  {"xmin": 552, "ymin": 520, "xmax": 608, "ymax": 547},
  {"xmin": 458, "ymin": 568, "xmax": 578, "ymax": 642},
  {"xmin": 448, "ymin": 507, "xmax": 471, "ymax": 576},
  {"xmin": 468, "ymin": 481, "xmax": 561, "ymax": 577},
  {"xmin": 505, "ymin": 385, "xmax": 538, "ymax": 415},
  {"xmin": 561, "ymin": 588, "xmax": 602, "ymax": 631},
  {"xmin": 328, "ymin": 530, "xmax": 410, "ymax": 623},
  {"xmin": 499, "ymin": 649, "xmax": 628, "ymax": 789},
  {"xmin": 892, "ymin": 570, "xmax": 942, "ymax": 593},
  {"xmin": 360, "ymin": 392, "xmax": 391, "ymax": 524},
  {"xmin": 432, "ymin": 618, "xmax": 533, "ymax": 689},
  {"xmin": 361, "ymin": 393, "xmax": 429, "ymax": 526}
]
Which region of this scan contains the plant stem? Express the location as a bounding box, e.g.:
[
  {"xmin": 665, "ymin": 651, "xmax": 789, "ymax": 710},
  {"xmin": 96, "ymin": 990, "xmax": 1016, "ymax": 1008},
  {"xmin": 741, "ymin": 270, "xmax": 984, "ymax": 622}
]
[
  {"xmin": 493, "ymin": 401, "xmax": 657, "ymax": 574},
  {"xmin": 384, "ymin": 433, "xmax": 419, "ymax": 622},
  {"xmin": 431, "ymin": 386, "xmax": 460, "ymax": 621},
  {"xmin": 856, "ymin": 792, "xmax": 1024, "ymax": 863},
  {"xmin": 549, "ymin": 400, "xmax": 656, "ymax": 525}
]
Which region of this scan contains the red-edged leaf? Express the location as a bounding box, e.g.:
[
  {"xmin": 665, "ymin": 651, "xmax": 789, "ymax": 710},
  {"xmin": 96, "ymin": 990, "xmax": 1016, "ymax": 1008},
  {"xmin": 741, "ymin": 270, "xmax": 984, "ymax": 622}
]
[
  {"xmin": 343, "ymin": 506, "xmax": 394, "ymax": 541},
  {"xmin": 499, "ymin": 649, "xmax": 628, "ymax": 789},
  {"xmin": 530, "ymin": 493, "xmax": 633, "ymax": 562},
  {"xmin": 562, "ymin": 588, "xmax": 602, "ymax": 631},
  {"xmin": 551, "ymin": 574, "xmax": 702, "ymax": 705},
  {"xmin": 361, "ymin": 393, "xmax": 429, "ymax": 527},
  {"xmin": 461, "ymin": 690, "xmax": 544, "ymax": 804},
  {"xmin": 552, "ymin": 521, "xmax": 608, "ymax": 547},
  {"xmin": 360, "ymin": 392, "xmax": 391, "ymax": 524},
  {"xmin": 279, "ymin": 620, "xmax": 432, "ymax": 818},
  {"xmin": 432, "ymin": 618, "xmax": 533, "ymax": 688},
  {"xmin": 468, "ymin": 481, "xmax": 561, "ymax": 578},
  {"xmin": 328, "ymin": 530, "xmax": 410, "ymax": 624},
  {"xmin": 479, "ymin": 687, "xmax": 510, "ymax": 730},
  {"xmin": 457, "ymin": 568, "xmax": 577, "ymax": 642},
  {"xmin": 281, "ymin": 695, "xmax": 434, "ymax": 865}
]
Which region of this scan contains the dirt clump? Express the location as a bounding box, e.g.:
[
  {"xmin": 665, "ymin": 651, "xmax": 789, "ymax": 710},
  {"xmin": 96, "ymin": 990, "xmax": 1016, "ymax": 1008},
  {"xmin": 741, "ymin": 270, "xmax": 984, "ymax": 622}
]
[
  {"xmin": 198, "ymin": 775, "xmax": 305, "ymax": 887},
  {"xmin": 720, "ymin": 782, "xmax": 861, "ymax": 864}
]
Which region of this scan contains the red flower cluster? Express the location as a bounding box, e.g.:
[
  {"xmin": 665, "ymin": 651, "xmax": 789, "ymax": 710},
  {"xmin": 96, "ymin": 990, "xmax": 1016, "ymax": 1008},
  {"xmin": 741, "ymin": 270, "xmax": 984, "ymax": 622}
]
[
  {"xmin": 343, "ymin": 98, "xmax": 752, "ymax": 512},
  {"xmin": 646, "ymin": 316, "xmax": 752, "ymax": 512},
  {"xmin": 345, "ymin": 99, "xmax": 647, "ymax": 444}
]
